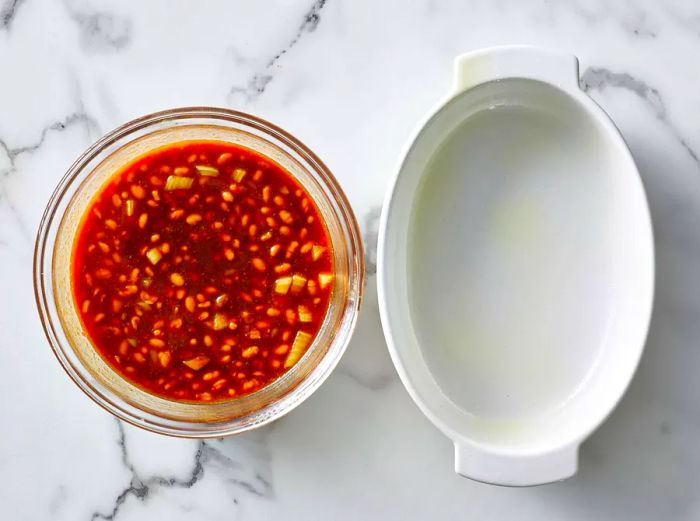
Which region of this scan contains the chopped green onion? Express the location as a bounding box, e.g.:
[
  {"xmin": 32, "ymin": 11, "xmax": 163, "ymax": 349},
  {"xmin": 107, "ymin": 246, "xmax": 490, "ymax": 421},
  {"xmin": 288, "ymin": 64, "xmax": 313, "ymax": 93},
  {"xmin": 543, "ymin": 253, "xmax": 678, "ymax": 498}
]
[
  {"xmin": 284, "ymin": 331, "xmax": 312, "ymax": 368},
  {"xmin": 311, "ymin": 245, "xmax": 326, "ymax": 261},
  {"xmin": 318, "ymin": 273, "xmax": 333, "ymax": 289},
  {"xmin": 195, "ymin": 165, "xmax": 219, "ymax": 177},
  {"xmin": 298, "ymin": 305, "xmax": 312, "ymax": 323},
  {"xmin": 290, "ymin": 274, "xmax": 307, "ymax": 294},
  {"xmin": 164, "ymin": 175, "xmax": 194, "ymax": 191},
  {"xmin": 183, "ymin": 356, "xmax": 209, "ymax": 370},
  {"xmin": 274, "ymin": 276, "xmax": 292, "ymax": 295},
  {"xmin": 146, "ymin": 247, "xmax": 162, "ymax": 265},
  {"xmin": 213, "ymin": 313, "xmax": 228, "ymax": 330},
  {"xmin": 233, "ymin": 168, "xmax": 247, "ymax": 183}
]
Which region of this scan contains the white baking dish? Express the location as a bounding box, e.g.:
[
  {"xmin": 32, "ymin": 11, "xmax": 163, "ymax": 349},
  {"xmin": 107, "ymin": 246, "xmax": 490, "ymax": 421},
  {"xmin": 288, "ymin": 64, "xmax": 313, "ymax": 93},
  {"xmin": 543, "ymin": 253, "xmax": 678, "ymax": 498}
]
[{"xmin": 377, "ymin": 46, "xmax": 654, "ymax": 486}]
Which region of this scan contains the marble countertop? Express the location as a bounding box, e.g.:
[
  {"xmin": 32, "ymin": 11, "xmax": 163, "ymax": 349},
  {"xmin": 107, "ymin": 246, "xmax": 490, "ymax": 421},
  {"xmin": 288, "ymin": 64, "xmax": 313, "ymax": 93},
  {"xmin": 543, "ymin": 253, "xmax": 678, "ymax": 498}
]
[{"xmin": 2, "ymin": 0, "xmax": 700, "ymax": 519}]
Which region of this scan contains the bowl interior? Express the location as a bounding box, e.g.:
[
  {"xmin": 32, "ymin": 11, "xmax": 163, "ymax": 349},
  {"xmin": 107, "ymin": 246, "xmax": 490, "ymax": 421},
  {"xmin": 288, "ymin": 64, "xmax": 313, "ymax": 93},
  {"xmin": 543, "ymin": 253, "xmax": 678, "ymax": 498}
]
[{"xmin": 381, "ymin": 79, "xmax": 653, "ymax": 451}]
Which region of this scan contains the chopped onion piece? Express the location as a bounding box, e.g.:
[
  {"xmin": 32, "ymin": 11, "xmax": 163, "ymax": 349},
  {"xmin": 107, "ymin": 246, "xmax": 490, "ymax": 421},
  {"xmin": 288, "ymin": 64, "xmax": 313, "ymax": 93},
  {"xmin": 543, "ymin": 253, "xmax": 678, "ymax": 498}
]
[
  {"xmin": 241, "ymin": 346, "xmax": 259, "ymax": 358},
  {"xmin": 158, "ymin": 351, "xmax": 172, "ymax": 368},
  {"xmin": 165, "ymin": 175, "xmax": 194, "ymax": 191},
  {"xmin": 298, "ymin": 305, "xmax": 312, "ymax": 323},
  {"xmin": 311, "ymin": 245, "xmax": 326, "ymax": 261},
  {"xmin": 125, "ymin": 199, "xmax": 135, "ymax": 217},
  {"xmin": 195, "ymin": 164, "xmax": 219, "ymax": 177},
  {"xmin": 290, "ymin": 274, "xmax": 307, "ymax": 294},
  {"xmin": 274, "ymin": 276, "xmax": 292, "ymax": 295},
  {"xmin": 183, "ymin": 356, "xmax": 210, "ymax": 370},
  {"xmin": 318, "ymin": 273, "xmax": 333, "ymax": 289},
  {"xmin": 146, "ymin": 247, "xmax": 162, "ymax": 265},
  {"xmin": 213, "ymin": 313, "xmax": 228, "ymax": 330},
  {"xmin": 284, "ymin": 331, "xmax": 312, "ymax": 368},
  {"xmin": 233, "ymin": 168, "xmax": 247, "ymax": 183}
]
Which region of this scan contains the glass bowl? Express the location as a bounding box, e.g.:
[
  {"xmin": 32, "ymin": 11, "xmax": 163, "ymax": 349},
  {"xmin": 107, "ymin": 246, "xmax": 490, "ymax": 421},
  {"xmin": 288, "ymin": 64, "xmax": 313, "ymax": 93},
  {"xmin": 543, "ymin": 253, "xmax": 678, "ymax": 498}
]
[{"xmin": 34, "ymin": 107, "xmax": 364, "ymax": 437}]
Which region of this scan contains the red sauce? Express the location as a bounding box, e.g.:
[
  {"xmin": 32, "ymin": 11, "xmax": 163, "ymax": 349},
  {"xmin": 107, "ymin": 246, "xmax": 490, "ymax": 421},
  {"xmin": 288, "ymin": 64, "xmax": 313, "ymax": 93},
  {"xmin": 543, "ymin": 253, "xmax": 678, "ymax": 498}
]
[{"xmin": 72, "ymin": 141, "xmax": 333, "ymax": 402}]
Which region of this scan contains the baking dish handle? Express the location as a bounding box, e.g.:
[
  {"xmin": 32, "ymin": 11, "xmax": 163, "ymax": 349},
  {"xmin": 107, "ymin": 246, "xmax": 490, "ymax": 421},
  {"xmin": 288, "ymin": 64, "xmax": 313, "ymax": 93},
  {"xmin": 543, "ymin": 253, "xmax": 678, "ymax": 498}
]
[
  {"xmin": 452, "ymin": 46, "xmax": 580, "ymax": 96},
  {"xmin": 454, "ymin": 442, "xmax": 578, "ymax": 486}
]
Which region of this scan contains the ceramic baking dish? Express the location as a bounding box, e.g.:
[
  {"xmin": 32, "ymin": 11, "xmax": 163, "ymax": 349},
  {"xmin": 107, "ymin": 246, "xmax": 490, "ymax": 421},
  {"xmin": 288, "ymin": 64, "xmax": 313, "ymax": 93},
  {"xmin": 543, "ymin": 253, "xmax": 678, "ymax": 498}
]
[{"xmin": 377, "ymin": 46, "xmax": 654, "ymax": 486}]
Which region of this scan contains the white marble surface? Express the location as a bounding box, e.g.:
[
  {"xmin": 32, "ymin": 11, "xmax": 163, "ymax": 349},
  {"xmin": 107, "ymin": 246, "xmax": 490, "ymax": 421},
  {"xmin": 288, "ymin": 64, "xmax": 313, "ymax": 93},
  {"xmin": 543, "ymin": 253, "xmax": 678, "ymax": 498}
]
[{"xmin": 2, "ymin": 0, "xmax": 700, "ymax": 518}]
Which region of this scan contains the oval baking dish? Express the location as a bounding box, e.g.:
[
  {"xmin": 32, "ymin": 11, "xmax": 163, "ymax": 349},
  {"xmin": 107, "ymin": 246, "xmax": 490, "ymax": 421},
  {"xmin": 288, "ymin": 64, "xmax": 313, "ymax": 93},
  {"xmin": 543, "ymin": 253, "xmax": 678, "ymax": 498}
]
[{"xmin": 377, "ymin": 46, "xmax": 654, "ymax": 486}]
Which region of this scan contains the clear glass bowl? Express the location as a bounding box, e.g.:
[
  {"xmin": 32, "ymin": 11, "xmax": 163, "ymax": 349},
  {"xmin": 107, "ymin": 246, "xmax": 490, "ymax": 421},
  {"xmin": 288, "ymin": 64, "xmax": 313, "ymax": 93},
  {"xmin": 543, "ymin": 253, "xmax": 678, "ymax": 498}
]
[{"xmin": 34, "ymin": 107, "xmax": 364, "ymax": 437}]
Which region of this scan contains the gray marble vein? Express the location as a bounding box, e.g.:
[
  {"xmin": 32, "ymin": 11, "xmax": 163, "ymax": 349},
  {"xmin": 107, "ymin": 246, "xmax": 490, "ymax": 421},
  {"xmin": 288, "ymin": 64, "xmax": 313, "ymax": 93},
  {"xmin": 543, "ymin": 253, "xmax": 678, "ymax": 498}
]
[
  {"xmin": 663, "ymin": 4, "xmax": 700, "ymax": 37},
  {"xmin": 362, "ymin": 206, "xmax": 381, "ymax": 276},
  {"xmin": 90, "ymin": 421, "xmax": 206, "ymax": 521},
  {"xmin": 228, "ymin": 0, "xmax": 328, "ymax": 103},
  {"xmin": 581, "ymin": 66, "xmax": 700, "ymax": 167},
  {"xmin": 48, "ymin": 485, "xmax": 68, "ymax": 515},
  {"xmin": 0, "ymin": 111, "xmax": 97, "ymax": 244},
  {"xmin": 540, "ymin": 2, "xmax": 659, "ymax": 39},
  {"xmin": 64, "ymin": 0, "xmax": 132, "ymax": 52},
  {"xmin": 619, "ymin": 6, "xmax": 658, "ymax": 38},
  {"xmin": 0, "ymin": 0, "xmax": 25, "ymax": 31},
  {"xmin": 0, "ymin": 112, "xmax": 98, "ymax": 179},
  {"xmin": 91, "ymin": 420, "xmax": 273, "ymax": 520},
  {"xmin": 338, "ymin": 367, "xmax": 393, "ymax": 392}
]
